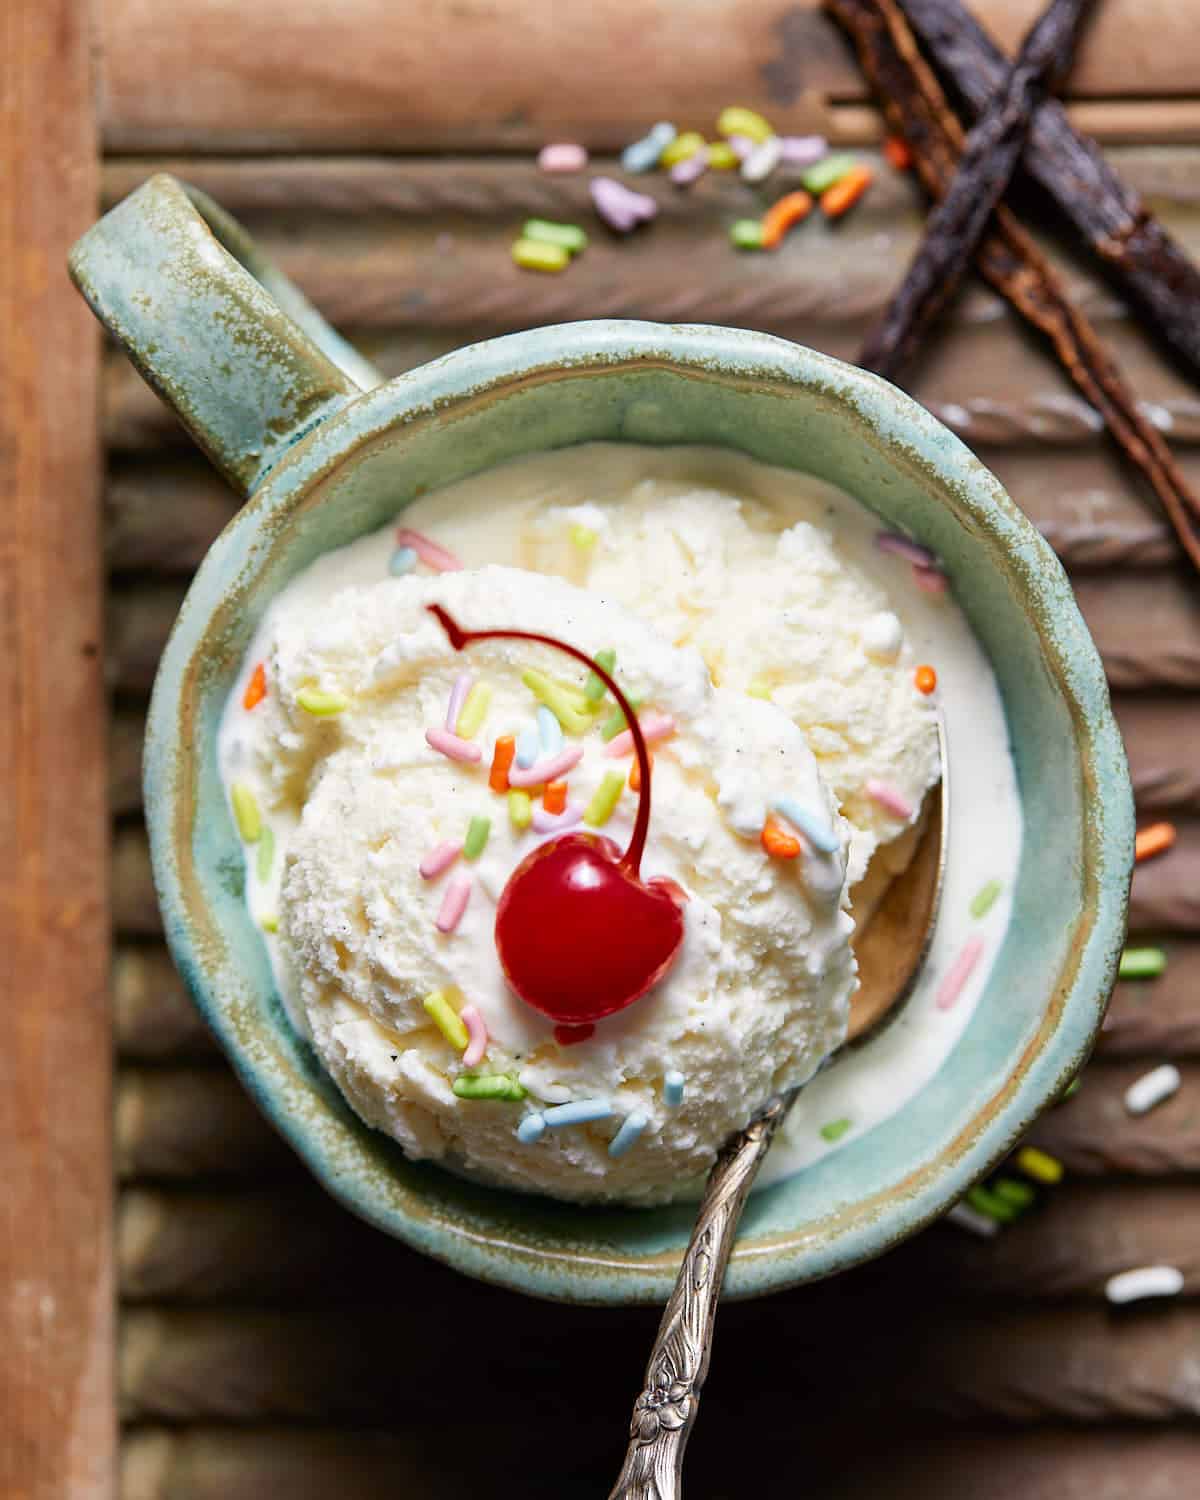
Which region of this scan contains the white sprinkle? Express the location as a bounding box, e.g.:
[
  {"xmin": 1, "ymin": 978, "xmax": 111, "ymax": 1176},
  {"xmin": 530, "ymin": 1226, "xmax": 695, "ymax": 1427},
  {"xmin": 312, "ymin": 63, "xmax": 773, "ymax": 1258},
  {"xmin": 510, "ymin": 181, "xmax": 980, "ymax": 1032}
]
[
  {"xmin": 946, "ymin": 1203, "xmax": 998, "ymax": 1239},
  {"xmin": 1105, "ymin": 1265, "xmax": 1184, "ymax": 1304},
  {"xmin": 741, "ymin": 135, "xmax": 782, "ymax": 183},
  {"xmin": 1123, "ymin": 1064, "xmax": 1181, "ymax": 1116}
]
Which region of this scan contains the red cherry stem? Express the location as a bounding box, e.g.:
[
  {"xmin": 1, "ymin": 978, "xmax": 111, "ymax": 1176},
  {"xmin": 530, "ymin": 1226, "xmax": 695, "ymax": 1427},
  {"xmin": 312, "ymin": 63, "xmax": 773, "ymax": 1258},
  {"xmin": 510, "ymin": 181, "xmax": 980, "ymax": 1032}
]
[{"xmin": 428, "ymin": 604, "xmax": 655, "ymax": 876}]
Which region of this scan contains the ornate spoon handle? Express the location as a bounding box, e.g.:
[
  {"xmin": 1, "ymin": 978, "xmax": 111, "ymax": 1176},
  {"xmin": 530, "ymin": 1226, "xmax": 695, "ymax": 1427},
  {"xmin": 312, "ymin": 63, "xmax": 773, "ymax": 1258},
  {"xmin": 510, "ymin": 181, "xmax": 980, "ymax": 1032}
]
[{"xmin": 607, "ymin": 1090, "xmax": 794, "ymax": 1500}]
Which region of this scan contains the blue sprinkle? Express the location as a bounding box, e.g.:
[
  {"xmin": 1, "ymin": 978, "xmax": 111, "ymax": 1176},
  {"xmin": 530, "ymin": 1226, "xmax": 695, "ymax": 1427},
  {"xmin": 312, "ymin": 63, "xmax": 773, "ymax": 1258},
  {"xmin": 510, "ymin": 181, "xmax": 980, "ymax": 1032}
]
[
  {"xmin": 608, "ymin": 1111, "xmax": 649, "ymax": 1159},
  {"xmin": 388, "ymin": 546, "xmax": 418, "ymax": 577},
  {"xmin": 517, "ymin": 1113, "xmax": 547, "ymax": 1144},
  {"xmin": 515, "ymin": 723, "xmax": 540, "ymax": 768},
  {"xmin": 542, "ymin": 1098, "xmax": 613, "ymax": 1128},
  {"xmin": 537, "ymin": 704, "xmax": 564, "ymax": 755},
  {"xmin": 663, "ymin": 1070, "xmax": 685, "ymax": 1108},
  {"xmin": 772, "ymin": 797, "xmax": 840, "ymax": 854},
  {"xmin": 621, "ymin": 121, "xmax": 676, "ymax": 173}
]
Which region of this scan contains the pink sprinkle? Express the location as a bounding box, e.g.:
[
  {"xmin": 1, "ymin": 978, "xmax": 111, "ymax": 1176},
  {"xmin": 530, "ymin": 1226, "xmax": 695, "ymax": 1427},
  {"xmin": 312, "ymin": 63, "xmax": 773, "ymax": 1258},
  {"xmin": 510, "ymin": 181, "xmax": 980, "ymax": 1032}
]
[
  {"xmin": 670, "ymin": 153, "xmax": 709, "ymax": 187},
  {"xmin": 866, "ymin": 778, "xmax": 913, "ymax": 820},
  {"xmin": 435, "ymin": 872, "xmax": 471, "ymax": 934},
  {"xmin": 605, "ymin": 714, "xmax": 677, "ymax": 758},
  {"xmin": 419, "ymin": 841, "xmax": 462, "ymax": 880},
  {"xmin": 426, "ymin": 727, "xmax": 482, "ymax": 764},
  {"xmin": 538, "ymin": 142, "xmax": 588, "ymax": 173},
  {"xmin": 395, "ymin": 527, "xmax": 463, "ymax": 573},
  {"xmin": 531, "ymin": 801, "xmax": 584, "ymax": 834},
  {"xmin": 778, "ymin": 135, "xmax": 828, "ymax": 166},
  {"xmin": 875, "ymin": 531, "xmax": 937, "ymax": 569},
  {"xmin": 445, "ymin": 672, "xmax": 474, "ymax": 732},
  {"xmin": 590, "ymin": 176, "xmax": 658, "ymax": 234},
  {"xmin": 507, "ymin": 744, "xmax": 584, "ymax": 788},
  {"xmin": 460, "ymin": 1004, "xmax": 489, "ymax": 1066},
  {"xmin": 913, "ymin": 564, "xmax": 949, "ymax": 595},
  {"xmin": 937, "ymin": 935, "xmax": 986, "ymax": 1011}
]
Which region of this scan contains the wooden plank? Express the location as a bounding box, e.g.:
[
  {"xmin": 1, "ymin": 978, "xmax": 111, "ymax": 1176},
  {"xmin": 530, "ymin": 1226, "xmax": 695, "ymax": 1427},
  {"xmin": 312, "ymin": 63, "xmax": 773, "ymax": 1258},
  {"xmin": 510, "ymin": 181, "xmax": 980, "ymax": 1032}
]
[
  {"xmin": 112, "ymin": 947, "xmax": 216, "ymax": 1061},
  {"xmin": 97, "ymin": 0, "xmax": 1200, "ymax": 154},
  {"xmin": 1029, "ymin": 1059, "xmax": 1200, "ymax": 1174},
  {"xmin": 0, "ymin": 1, "xmax": 114, "ymax": 1496},
  {"xmin": 1101, "ymin": 936, "xmax": 1200, "ymax": 1055}
]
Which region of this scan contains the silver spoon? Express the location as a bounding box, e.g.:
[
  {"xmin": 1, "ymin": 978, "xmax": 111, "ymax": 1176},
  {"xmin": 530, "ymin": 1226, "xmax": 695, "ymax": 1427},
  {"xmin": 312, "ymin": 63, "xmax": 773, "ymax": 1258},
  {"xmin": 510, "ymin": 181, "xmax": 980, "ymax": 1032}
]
[{"xmin": 608, "ymin": 730, "xmax": 947, "ymax": 1499}]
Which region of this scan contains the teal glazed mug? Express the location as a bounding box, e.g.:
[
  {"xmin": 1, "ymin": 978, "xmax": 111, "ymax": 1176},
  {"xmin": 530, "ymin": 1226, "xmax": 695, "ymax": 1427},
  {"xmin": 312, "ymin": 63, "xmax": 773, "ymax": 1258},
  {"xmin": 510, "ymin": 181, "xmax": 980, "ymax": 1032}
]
[{"xmin": 70, "ymin": 174, "xmax": 1133, "ymax": 1303}]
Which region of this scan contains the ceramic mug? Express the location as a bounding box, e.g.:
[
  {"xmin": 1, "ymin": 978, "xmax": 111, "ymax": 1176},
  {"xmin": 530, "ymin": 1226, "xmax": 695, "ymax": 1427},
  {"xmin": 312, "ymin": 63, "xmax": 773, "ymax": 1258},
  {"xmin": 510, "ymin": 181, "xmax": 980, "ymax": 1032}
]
[{"xmin": 70, "ymin": 174, "xmax": 1132, "ymax": 1303}]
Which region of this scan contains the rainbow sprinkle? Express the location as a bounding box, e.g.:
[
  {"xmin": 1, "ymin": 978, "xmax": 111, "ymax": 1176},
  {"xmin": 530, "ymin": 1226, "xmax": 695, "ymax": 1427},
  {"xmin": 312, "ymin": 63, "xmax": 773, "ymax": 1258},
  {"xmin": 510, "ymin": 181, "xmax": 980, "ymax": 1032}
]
[
  {"xmin": 947, "ymin": 1202, "xmax": 998, "ymax": 1238},
  {"xmin": 453, "ymin": 1072, "xmax": 526, "ymax": 1101},
  {"xmin": 517, "ymin": 1112, "xmax": 547, "ymax": 1143},
  {"xmin": 395, "ymin": 527, "xmax": 462, "ymax": 573},
  {"xmin": 445, "ymin": 672, "xmax": 474, "ymax": 732},
  {"xmin": 435, "ymin": 872, "xmax": 472, "ymax": 933},
  {"xmin": 230, "ymin": 783, "xmax": 262, "ymax": 843},
  {"xmin": 913, "ymin": 565, "xmax": 949, "ymax": 595},
  {"xmin": 584, "ymin": 771, "xmax": 626, "ymax": 828},
  {"xmin": 508, "ymin": 789, "xmax": 533, "ymax": 830},
  {"xmin": 584, "ymin": 648, "xmax": 616, "ymax": 702},
  {"xmin": 419, "ymin": 841, "xmax": 462, "ymax": 880},
  {"xmin": 600, "ymin": 694, "xmax": 644, "ymax": 741},
  {"xmin": 542, "ymin": 1099, "xmax": 614, "ymax": 1127},
  {"xmin": 865, "ymin": 779, "xmax": 913, "ymax": 820},
  {"xmin": 936, "ymin": 934, "xmax": 985, "ymax": 1011},
  {"xmin": 970, "ymin": 879, "xmax": 1003, "ymax": 918},
  {"xmin": 772, "ymin": 797, "xmax": 839, "ymax": 855},
  {"xmin": 256, "ymin": 825, "xmax": 275, "ymax": 882},
  {"xmin": 522, "ymin": 669, "xmax": 592, "ymax": 734},
  {"xmin": 608, "ymin": 1111, "xmax": 649, "ymax": 1158},
  {"xmin": 663, "ymin": 1071, "xmax": 685, "ymax": 1108},
  {"xmin": 875, "ymin": 530, "xmax": 936, "ymax": 569},
  {"xmin": 423, "ymin": 989, "xmax": 469, "ymax": 1051},
  {"xmin": 537, "ymin": 703, "xmax": 564, "ymax": 755},
  {"xmin": 507, "ymin": 745, "xmax": 584, "ymax": 789},
  {"xmin": 463, "ymin": 815, "xmax": 491, "ymax": 860},
  {"xmin": 425, "ymin": 727, "xmax": 483, "ymax": 764},
  {"xmin": 456, "ymin": 681, "xmax": 493, "ymax": 739},
  {"xmin": 1105, "ymin": 1266, "xmax": 1184, "ymax": 1305},
  {"xmin": 1016, "ymin": 1146, "xmax": 1063, "ymax": 1184},
  {"xmin": 295, "ymin": 687, "xmax": 349, "ymax": 717},
  {"xmin": 460, "ymin": 1004, "xmax": 489, "ymax": 1068},
  {"xmin": 819, "ymin": 1118, "xmax": 852, "ymax": 1143},
  {"xmin": 389, "ymin": 546, "xmax": 418, "ymax": 577},
  {"xmin": 605, "ymin": 713, "xmax": 676, "ymax": 758},
  {"xmin": 531, "ymin": 802, "xmax": 584, "ymax": 834},
  {"xmin": 515, "ymin": 723, "xmax": 540, "ymax": 768}
]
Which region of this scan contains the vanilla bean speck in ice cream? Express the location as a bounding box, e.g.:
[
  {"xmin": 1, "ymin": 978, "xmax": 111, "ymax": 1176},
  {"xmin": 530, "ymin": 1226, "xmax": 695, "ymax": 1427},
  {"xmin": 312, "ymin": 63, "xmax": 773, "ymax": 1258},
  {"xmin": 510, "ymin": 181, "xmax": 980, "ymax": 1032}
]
[{"xmin": 219, "ymin": 444, "xmax": 1020, "ymax": 1203}]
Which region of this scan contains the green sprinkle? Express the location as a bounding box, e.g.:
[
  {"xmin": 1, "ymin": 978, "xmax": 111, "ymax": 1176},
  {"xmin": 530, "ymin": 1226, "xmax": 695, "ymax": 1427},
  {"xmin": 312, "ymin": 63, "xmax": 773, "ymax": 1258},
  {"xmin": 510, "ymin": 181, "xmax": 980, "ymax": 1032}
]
[
  {"xmin": 423, "ymin": 989, "xmax": 469, "ymax": 1052},
  {"xmin": 295, "ymin": 686, "xmax": 350, "ymax": 717},
  {"xmin": 802, "ymin": 153, "xmax": 858, "ymax": 194},
  {"xmin": 256, "ymin": 824, "xmax": 275, "ymax": 882},
  {"xmin": 730, "ymin": 218, "xmax": 764, "ymax": 251},
  {"xmin": 453, "ymin": 1072, "xmax": 526, "ymax": 1101},
  {"xmin": 508, "ymin": 789, "xmax": 532, "ymax": 830},
  {"xmin": 819, "ymin": 1117, "xmax": 852, "ymax": 1143},
  {"xmin": 523, "ymin": 218, "xmax": 589, "ymax": 254},
  {"xmin": 463, "ymin": 815, "xmax": 491, "ymax": 861},
  {"xmin": 584, "ymin": 648, "xmax": 617, "ymax": 702},
  {"xmin": 1119, "ymin": 946, "xmax": 1167, "ymax": 979},
  {"xmin": 230, "ymin": 782, "xmax": 262, "ymax": 843},
  {"xmin": 966, "ymin": 1185, "xmax": 1017, "ymax": 1223},
  {"xmin": 456, "ymin": 681, "xmax": 493, "ymax": 739},
  {"xmin": 584, "ymin": 770, "xmax": 627, "ymax": 828},
  {"xmin": 970, "ymin": 879, "xmax": 1003, "ymax": 919},
  {"xmin": 571, "ymin": 524, "xmax": 598, "ymax": 550},
  {"xmin": 747, "ymin": 677, "xmax": 772, "ymax": 700},
  {"xmin": 993, "ymin": 1177, "xmax": 1036, "ymax": 1210},
  {"xmin": 600, "ymin": 694, "xmax": 645, "ymax": 742},
  {"xmin": 522, "ymin": 669, "xmax": 593, "ymax": 734},
  {"xmin": 260, "ymin": 914, "xmax": 279, "ymax": 934}
]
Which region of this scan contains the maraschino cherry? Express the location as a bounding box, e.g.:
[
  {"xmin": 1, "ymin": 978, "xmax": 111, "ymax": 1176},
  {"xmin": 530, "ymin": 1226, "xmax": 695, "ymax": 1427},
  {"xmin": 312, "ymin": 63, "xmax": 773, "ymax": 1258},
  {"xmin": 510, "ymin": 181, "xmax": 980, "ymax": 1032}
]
[{"xmin": 429, "ymin": 605, "xmax": 686, "ymax": 1026}]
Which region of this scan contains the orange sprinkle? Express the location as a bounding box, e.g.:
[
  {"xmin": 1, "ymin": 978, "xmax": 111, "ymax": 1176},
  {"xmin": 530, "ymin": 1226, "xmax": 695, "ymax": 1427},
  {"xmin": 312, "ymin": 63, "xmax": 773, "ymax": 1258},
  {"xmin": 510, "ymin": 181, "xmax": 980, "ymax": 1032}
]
[
  {"xmin": 761, "ymin": 816, "xmax": 802, "ymax": 860},
  {"xmin": 242, "ymin": 662, "xmax": 267, "ymax": 711},
  {"xmin": 543, "ymin": 780, "xmax": 568, "ymax": 814},
  {"xmin": 760, "ymin": 190, "xmax": 813, "ymax": 250},
  {"xmin": 821, "ymin": 164, "xmax": 873, "ymax": 219},
  {"xmin": 628, "ymin": 750, "xmax": 654, "ymax": 793},
  {"xmin": 883, "ymin": 135, "xmax": 912, "ymax": 170},
  {"xmin": 1135, "ymin": 822, "xmax": 1177, "ymax": 863},
  {"xmin": 914, "ymin": 664, "xmax": 937, "ymax": 695},
  {"xmin": 489, "ymin": 734, "xmax": 516, "ymax": 793}
]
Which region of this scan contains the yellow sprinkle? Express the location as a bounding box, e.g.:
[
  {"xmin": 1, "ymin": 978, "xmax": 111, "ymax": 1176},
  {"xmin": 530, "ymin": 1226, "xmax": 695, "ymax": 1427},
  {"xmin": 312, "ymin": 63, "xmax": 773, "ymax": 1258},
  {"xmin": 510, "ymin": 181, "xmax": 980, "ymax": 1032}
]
[
  {"xmin": 508, "ymin": 789, "xmax": 533, "ymax": 830},
  {"xmin": 747, "ymin": 677, "xmax": 773, "ymax": 700},
  {"xmin": 570, "ymin": 524, "xmax": 598, "ymax": 549},
  {"xmin": 456, "ymin": 681, "xmax": 493, "ymax": 740},
  {"xmin": 423, "ymin": 989, "xmax": 469, "ymax": 1052},
  {"xmin": 1016, "ymin": 1146, "xmax": 1063, "ymax": 1185},
  {"xmin": 522, "ymin": 668, "xmax": 593, "ymax": 734},
  {"xmin": 296, "ymin": 686, "xmax": 350, "ymax": 717},
  {"xmin": 707, "ymin": 141, "xmax": 739, "ymax": 170},
  {"xmin": 260, "ymin": 914, "xmax": 279, "ymax": 934},
  {"xmin": 584, "ymin": 770, "xmax": 627, "ymax": 828},
  {"xmin": 717, "ymin": 106, "xmax": 773, "ymax": 143},
  {"xmin": 660, "ymin": 130, "xmax": 706, "ymax": 167},
  {"xmin": 511, "ymin": 237, "xmax": 569, "ymax": 273},
  {"xmin": 230, "ymin": 782, "xmax": 262, "ymax": 843}
]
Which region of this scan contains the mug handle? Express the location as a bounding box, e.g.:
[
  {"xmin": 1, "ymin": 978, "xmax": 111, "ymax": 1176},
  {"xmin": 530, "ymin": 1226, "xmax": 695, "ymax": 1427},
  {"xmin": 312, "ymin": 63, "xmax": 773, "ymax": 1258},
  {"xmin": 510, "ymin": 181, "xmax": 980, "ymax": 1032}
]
[{"xmin": 69, "ymin": 173, "xmax": 383, "ymax": 498}]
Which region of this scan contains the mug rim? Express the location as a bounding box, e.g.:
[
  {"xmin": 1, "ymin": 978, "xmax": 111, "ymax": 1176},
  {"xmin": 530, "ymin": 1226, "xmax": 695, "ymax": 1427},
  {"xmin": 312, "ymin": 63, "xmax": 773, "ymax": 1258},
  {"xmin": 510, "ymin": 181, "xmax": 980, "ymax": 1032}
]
[{"xmin": 145, "ymin": 320, "xmax": 1132, "ymax": 1303}]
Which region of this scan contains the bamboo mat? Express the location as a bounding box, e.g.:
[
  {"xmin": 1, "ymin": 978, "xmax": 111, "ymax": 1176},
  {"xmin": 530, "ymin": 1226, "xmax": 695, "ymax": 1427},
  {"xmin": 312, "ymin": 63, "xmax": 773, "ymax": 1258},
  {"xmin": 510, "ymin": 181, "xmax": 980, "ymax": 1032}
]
[{"xmin": 11, "ymin": 0, "xmax": 1200, "ymax": 1493}]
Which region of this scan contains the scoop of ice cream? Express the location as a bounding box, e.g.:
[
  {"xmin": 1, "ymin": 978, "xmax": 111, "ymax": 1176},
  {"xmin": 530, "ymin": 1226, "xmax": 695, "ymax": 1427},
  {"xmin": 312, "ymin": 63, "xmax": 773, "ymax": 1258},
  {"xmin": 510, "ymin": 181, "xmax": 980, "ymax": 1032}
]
[{"xmin": 237, "ymin": 566, "xmax": 856, "ymax": 1203}]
